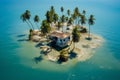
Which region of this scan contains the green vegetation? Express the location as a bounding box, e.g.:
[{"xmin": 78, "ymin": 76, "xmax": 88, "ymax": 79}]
[
  {"xmin": 53, "ymin": 13, "xmax": 59, "ymax": 23},
  {"xmin": 34, "ymin": 15, "xmax": 40, "ymax": 29},
  {"xmin": 20, "ymin": 6, "xmax": 95, "ymax": 38},
  {"xmin": 67, "ymin": 17, "xmax": 73, "ymax": 26},
  {"xmin": 28, "ymin": 29, "xmax": 33, "ymax": 40},
  {"xmin": 21, "ymin": 10, "xmax": 41, "ymax": 30},
  {"xmin": 72, "ymin": 26, "xmax": 80, "ymax": 49},
  {"xmin": 80, "ymin": 15, "xmax": 87, "ymax": 26},
  {"xmin": 20, "ymin": 10, "xmax": 32, "ymax": 29},
  {"xmin": 72, "ymin": 7, "xmax": 81, "ymax": 25},
  {"xmin": 58, "ymin": 49, "xmax": 69, "ymax": 62},
  {"xmin": 88, "ymin": 15, "xmax": 95, "ymax": 39},
  {"xmin": 20, "ymin": 6, "xmax": 96, "ymax": 63},
  {"xmin": 41, "ymin": 20, "xmax": 51, "ymax": 36},
  {"xmin": 57, "ymin": 22, "xmax": 62, "ymax": 30},
  {"xmin": 67, "ymin": 9, "xmax": 70, "ymax": 17},
  {"xmin": 61, "ymin": 6, "xmax": 64, "ymax": 15}
]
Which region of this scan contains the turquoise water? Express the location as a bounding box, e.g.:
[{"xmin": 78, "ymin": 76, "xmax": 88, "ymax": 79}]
[{"xmin": 0, "ymin": 0, "xmax": 120, "ymax": 80}]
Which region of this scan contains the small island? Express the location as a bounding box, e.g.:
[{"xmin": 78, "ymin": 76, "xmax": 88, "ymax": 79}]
[{"xmin": 20, "ymin": 6, "xmax": 103, "ymax": 64}]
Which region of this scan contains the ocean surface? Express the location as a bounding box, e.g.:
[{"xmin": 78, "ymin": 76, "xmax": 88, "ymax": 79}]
[{"xmin": 0, "ymin": 0, "xmax": 120, "ymax": 80}]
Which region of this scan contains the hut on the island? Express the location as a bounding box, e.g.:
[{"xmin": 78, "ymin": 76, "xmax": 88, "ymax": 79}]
[{"xmin": 49, "ymin": 31, "xmax": 71, "ymax": 47}]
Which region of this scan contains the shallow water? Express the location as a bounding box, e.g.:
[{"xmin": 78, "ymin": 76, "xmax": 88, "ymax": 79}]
[{"xmin": 0, "ymin": 0, "xmax": 120, "ymax": 80}]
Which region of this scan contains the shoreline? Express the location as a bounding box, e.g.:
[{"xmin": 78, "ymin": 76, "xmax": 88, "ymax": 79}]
[
  {"xmin": 19, "ymin": 27, "xmax": 104, "ymax": 65},
  {"xmin": 76, "ymin": 33, "xmax": 104, "ymax": 62},
  {"xmin": 20, "ymin": 6, "xmax": 99, "ymax": 65}
]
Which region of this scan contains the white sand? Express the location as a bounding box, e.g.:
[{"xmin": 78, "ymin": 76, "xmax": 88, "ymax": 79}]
[
  {"xmin": 74, "ymin": 33, "xmax": 104, "ymax": 61},
  {"xmin": 42, "ymin": 33, "xmax": 104, "ymax": 63},
  {"xmin": 31, "ymin": 29, "xmax": 104, "ymax": 63}
]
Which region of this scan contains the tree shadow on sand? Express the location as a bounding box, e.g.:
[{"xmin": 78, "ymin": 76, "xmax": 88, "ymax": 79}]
[
  {"xmin": 40, "ymin": 49, "xmax": 52, "ymax": 55},
  {"xmin": 48, "ymin": 41, "xmax": 68, "ymax": 51},
  {"xmin": 69, "ymin": 51, "xmax": 77, "ymax": 59},
  {"xmin": 35, "ymin": 42, "xmax": 45, "ymax": 48},
  {"xmin": 34, "ymin": 55, "xmax": 43, "ymax": 64}
]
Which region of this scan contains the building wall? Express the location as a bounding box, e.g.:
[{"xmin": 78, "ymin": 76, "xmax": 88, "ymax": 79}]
[{"xmin": 56, "ymin": 36, "xmax": 70, "ymax": 47}]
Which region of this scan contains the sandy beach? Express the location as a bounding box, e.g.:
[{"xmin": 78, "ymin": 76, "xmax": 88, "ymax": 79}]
[{"xmin": 40, "ymin": 32, "xmax": 104, "ymax": 63}]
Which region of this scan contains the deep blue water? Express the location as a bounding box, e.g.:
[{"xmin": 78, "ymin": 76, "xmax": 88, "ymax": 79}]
[{"xmin": 0, "ymin": 0, "xmax": 120, "ymax": 80}]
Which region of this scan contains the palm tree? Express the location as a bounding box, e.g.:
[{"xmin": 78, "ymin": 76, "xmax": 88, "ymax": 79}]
[
  {"xmin": 67, "ymin": 17, "xmax": 73, "ymax": 26},
  {"xmin": 67, "ymin": 9, "xmax": 70, "ymax": 17},
  {"xmin": 88, "ymin": 15, "xmax": 95, "ymax": 39},
  {"xmin": 66, "ymin": 17, "xmax": 73, "ymax": 31},
  {"xmin": 61, "ymin": 6, "xmax": 64, "ymax": 15},
  {"xmin": 57, "ymin": 22, "xmax": 62, "ymax": 30},
  {"xmin": 73, "ymin": 7, "xmax": 81, "ymax": 25},
  {"xmin": 45, "ymin": 10, "xmax": 52, "ymax": 23},
  {"xmin": 80, "ymin": 10, "xmax": 86, "ymax": 26},
  {"xmin": 74, "ymin": 7, "xmax": 79, "ymax": 22},
  {"xmin": 25, "ymin": 10, "xmax": 34, "ymax": 30},
  {"xmin": 20, "ymin": 13, "xmax": 31, "ymax": 29},
  {"xmin": 53, "ymin": 13, "xmax": 59, "ymax": 23},
  {"xmin": 74, "ymin": 7, "xmax": 79, "ymax": 15},
  {"xmin": 61, "ymin": 15, "xmax": 65, "ymax": 32},
  {"xmin": 72, "ymin": 13, "xmax": 77, "ymax": 25},
  {"xmin": 50, "ymin": 6, "xmax": 55, "ymax": 16},
  {"xmin": 58, "ymin": 49, "xmax": 69, "ymax": 62},
  {"xmin": 50, "ymin": 6, "xmax": 55, "ymax": 22},
  {"xmin": 82, "ymin": 10, "xmax": 86, "ymax": 16},
  {"xmin": 41, "ymin": 20, "xmax": 51, "ymax": 36},
  {"xmin": 28, "ymin": 29, "xmax": 33, "ymax": 40},
  {"xmin": 34, "ymin": 15, "xmax": 40, "ymax": 29},
  {"xmin": 72, "ymin": 26, "xmax": 80, "ymax": 49},
  {"xmin": 65, "ymin": 17, "xmax": 68, "ymax": 22},
  {"xmin": 80, "ymin": 15, "xmax": 87, "ymax": 26}
]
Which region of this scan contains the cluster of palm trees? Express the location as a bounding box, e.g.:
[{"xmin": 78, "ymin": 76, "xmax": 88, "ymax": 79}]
[
  {"xmin": 72, "ymin": 26, "xmax": 80, "ymax": 48},
  {"xmin": 44, "ymin": 6, "xmax": 73, "ymax": 32},
  {"xmin": 59, "ymin": 49, "xmax": 69, "ymax": 62},
  {"xmin": 43, "ymin": 6, "xmax": 95, "ymax": 39},
  {"xmin": 20, "ymin": 6, "xmax": 95, "ymax": 39},
  {"xmin": 20, "ymin": 10, "xmax": 41, "ymax": 40},
  {"xmin": 20, "ymin": 10, "xmax": 40, "ymax": 30},
  {"xmin": 20, "ymin": 6, "xmax": 95, "ymax": 63},
  {"xmin": 20, "ymin": 7, "xmax": 95, "ymax": 47}
]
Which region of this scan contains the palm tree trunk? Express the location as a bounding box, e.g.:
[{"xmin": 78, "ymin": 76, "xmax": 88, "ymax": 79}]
[
  {"xmin": 26, "ymin": 20, "xmax": 32, "ymax": 29},
  {"xmin": 77, "ymin": 17, "xmax": 79, "ymax": 25},
  {"xmin": 62, "ymin": 26, "xmax": 63, "ymax": 32},
  {"xmin": 75, "ymin": 19, "xmax": 77, "ymax": 25},
  {"xmin": 28, "ymin": 20, "xmax": 34, "ymax": 30},
  {"xmin": 62, "ymin": 23, "xmax": 63, "ymax": 32},
  {"xmin": 36, "ymin": 23, "xmax": 39, "ymax": 30},
  {"xmin": 89, "ymin": 24, "xmax": 90, "ymax": 38}
]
